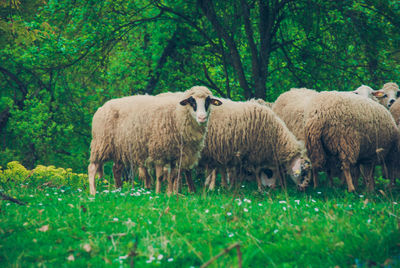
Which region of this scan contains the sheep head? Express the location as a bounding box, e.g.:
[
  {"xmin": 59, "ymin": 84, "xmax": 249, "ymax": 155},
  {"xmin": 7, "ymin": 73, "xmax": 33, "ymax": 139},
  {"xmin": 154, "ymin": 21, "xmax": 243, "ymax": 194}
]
[
  {"xmin": 180, "ymin": 86, "xmax": 222, "ymax": 124},
  {"xmin": 288, "ymin": 156, "xmax": 311, "ymax": 190}
]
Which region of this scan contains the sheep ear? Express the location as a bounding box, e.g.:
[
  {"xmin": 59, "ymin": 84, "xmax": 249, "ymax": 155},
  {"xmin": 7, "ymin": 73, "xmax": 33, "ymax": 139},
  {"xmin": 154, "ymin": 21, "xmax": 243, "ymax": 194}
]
[
  {"xmin": 372, "ymin": 90, "xmax": 386, "ymax": 98},
  {"xmin": 210, "ymin": 98, "xmax": 222, "ymax": 106},
  {"xmin": 180, "ymin": 98, "xmax": 190, "ymax": 106}
]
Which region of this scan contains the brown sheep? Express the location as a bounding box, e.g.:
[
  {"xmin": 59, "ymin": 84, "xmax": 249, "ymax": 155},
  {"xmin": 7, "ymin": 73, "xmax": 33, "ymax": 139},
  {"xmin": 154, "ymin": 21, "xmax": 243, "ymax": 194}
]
[{"xmin": 304, "ymin": 91, "xmax": 398, "ymax": 192}]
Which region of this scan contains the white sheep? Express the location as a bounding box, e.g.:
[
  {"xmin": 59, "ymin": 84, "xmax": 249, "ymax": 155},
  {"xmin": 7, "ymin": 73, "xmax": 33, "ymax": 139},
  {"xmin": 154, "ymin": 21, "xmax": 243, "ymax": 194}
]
[
  {"xmin": 201, "ymin": 98, "xmax": 311, "ymax": 191},
  {"xmin": 88, "ymin": 86, "xmax": 222, "ymax": 195}
]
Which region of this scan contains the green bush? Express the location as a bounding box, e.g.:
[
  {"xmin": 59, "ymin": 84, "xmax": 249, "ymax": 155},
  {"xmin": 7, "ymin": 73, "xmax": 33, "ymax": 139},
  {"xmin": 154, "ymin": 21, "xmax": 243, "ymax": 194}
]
[{"xmin": 0, "ymin": 161, "xmax": 87, "ymax": 188}]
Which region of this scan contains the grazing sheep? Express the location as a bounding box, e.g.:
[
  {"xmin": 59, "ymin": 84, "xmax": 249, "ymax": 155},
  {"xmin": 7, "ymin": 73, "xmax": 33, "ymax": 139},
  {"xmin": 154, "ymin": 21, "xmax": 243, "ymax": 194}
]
[
  {"xmin": 201, "ymin": 98, "xmax": 311, "ymax": 191},
  {"xmin": 390, "ymin": 98, "xmax": 400, "ymax": 126},
  {"xmin": 304, "ymin": 91, "xmax": 398, "ymax": 192},
  {"xmin": 88, "ymin": 86, "xmax": 222, "ymax": 195},
  {"xmin": 377, "ymin": 82, "xmax": 400, "ymax": 108}
]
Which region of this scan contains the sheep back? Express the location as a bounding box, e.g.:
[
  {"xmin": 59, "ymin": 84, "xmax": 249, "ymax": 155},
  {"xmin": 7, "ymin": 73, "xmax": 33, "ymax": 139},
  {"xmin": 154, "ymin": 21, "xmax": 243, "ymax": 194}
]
[
  {"xmin": 304, "ymin": 91, "xmax": 398, "ymax": 171},
  {"xmin": 203, "ymin": 99, "xmax": 304, "ymax": 170},
  {"xmin": 272, "ymin": 88, "xmax": 319, "ymax": 141}
]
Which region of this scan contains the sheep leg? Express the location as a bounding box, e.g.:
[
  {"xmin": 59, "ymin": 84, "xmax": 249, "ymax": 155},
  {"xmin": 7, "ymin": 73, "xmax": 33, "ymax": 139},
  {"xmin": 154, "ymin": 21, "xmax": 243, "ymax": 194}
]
[
  {"xmin": 112, "ymin": 162, "xmax": 123, "ymax": 188},
  {"xmin": 97, "ymin": 164, "xmax": 104, "ymax": 180},
  {"xmin": 208, "ymin": 169, "xmax": 217, "ymax": 191},
  {"xmin": 220, "ymin": 168, "xmax": 228, "ymax": 188},
  {"xmin": 255, "ymin": 170, "xmax": 264, "ymax": 192},
  {"xmin": 88, "ymin": 163, "xmax": 99, "ymax": 195},
  {"xmin": 342, "ymin": 165, "xmax": 355, "ymax": 192},
  {"xmin": 204, "ymin": 166, "xmax": 212, "ymax": 186},
  {"xmin": 184, "ymin": 170, "xmax": 196, "ymax": 193},
  {"xmin": 312, "ymin": 168, "xmax": 319, "ymax": 189},
  {"xmin": 155, "ymin": 165, "xmax": 163, "ymax": 194},
  {"xmin": 173, "ymin": 169, "xmax": 182, "ymax": 194},
  {"xmin": 360, "ymin": 164, "xmax": 375, "ymax": 192},
  {"xmin": 167, "ymin": 168, "xmax": 175, "ymax": 195},
  {"xmin": 138, "ymin": 167, "xmax": 151, "ymax": 189}
]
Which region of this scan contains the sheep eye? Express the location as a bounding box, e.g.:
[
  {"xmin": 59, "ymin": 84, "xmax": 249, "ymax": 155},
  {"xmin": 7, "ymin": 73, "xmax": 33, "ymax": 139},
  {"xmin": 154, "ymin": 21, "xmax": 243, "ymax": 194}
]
[
  {"xmin": 205, "ymin": 96, "xmax": 211, "ymax": 111},
  {"xmin": 189, "ymin": 97, "xmax": 197, "ymax": 111},
  {"xmin": 397, "ymin": 91, "xmax": 400, "ymax": 98}
]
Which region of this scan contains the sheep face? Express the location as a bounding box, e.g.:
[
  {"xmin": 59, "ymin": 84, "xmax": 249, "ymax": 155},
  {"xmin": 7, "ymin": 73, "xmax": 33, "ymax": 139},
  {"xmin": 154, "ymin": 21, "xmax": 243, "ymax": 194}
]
[
  {"xmin": 180, "ymin": 96, "xmax": 222, "ymax": 124},
  {"xmin": 377, "ymin": 83, "xmax": 400, "ymax": 108},
  {"xmin": 288, "ymin": 157, "xmax": 311, "ymax": 189}
]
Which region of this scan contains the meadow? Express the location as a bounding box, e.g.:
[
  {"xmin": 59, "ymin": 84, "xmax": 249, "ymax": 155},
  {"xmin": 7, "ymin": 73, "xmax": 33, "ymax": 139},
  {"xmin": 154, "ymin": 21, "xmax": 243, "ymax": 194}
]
[{"xmin": 1, "ymin": 167, "xmax": 400, "ymax": 267}]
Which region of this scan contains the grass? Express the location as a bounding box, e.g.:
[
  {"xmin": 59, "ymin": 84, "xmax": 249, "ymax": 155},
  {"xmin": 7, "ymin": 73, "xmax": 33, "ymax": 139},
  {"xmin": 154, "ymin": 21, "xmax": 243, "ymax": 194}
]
[{"xmin": 1, "ymin": 178, "xmax": 400, "ymax": 267}]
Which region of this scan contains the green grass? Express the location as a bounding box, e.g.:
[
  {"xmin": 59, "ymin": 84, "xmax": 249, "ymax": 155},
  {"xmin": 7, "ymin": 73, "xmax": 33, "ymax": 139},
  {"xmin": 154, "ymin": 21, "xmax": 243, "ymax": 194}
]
[{"xmin": 1, "ymin": 180, "xmax": 400, "ymax": 267}]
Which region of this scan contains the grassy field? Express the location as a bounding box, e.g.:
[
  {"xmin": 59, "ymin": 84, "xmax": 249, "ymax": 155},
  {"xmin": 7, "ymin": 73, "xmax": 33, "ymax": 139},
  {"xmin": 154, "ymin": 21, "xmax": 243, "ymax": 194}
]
[{"xmin": 1, "ymin": 178, "xmax": 400, "ymax": 267}]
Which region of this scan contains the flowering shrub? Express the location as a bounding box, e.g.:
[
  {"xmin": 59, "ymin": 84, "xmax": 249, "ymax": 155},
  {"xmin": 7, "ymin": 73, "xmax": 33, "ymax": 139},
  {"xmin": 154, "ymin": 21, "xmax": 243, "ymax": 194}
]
[{"xmin": 0, "ymin": 161, "xmax": 87, "ymax": 188}]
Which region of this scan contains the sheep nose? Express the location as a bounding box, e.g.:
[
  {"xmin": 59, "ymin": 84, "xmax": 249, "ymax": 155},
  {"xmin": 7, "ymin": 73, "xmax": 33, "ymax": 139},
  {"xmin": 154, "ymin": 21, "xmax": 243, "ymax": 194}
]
[
  {"xmin": 197, "ymin": 115, "xmax": 207, "ymax": 122},
  {"xmin": 389, "ymin": 99, "xmax": 395, "ymax": 105}
]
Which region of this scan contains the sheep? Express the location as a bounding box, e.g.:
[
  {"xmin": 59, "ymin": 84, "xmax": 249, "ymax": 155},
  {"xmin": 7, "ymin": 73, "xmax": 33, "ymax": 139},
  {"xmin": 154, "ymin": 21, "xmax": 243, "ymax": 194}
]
[
  {"xmin": 304, "ymin": 91, "xmax": 398, "ymax": 192},
  {"xmin": 390, "ymin": 98, "xmax": 400, "ymax": 126},
  {"xmin": 272, "ymin": 88, "xmax": 319, "ymax": 142},
  {"xmin": 377, "ymin": 82, "xmax": 400, "ymax": 108},
  {"xmin": 353, "ymin": 85, "xmax": 384, "ymax": 101},
  {"xmin": 201, "ymin": 98, "xmax": 311, "ymax": 191},
  {"xmin": 88, "ymin": 86, "xmax": 222, "ymax": 195}
]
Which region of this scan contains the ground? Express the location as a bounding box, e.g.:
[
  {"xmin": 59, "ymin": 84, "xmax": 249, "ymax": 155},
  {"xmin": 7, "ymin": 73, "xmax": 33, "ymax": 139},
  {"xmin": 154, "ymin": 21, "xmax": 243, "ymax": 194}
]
[{"xmin": 1, "ymin": 179, "xmax": 400, "ymax": 267}]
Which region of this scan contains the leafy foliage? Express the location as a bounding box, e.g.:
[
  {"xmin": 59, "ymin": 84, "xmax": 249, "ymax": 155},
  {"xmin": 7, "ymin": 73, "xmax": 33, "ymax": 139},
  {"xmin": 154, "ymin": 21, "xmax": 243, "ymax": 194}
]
[{"xmin": 1, "ymin": 0, "xmax": 400, "ymax": 171}]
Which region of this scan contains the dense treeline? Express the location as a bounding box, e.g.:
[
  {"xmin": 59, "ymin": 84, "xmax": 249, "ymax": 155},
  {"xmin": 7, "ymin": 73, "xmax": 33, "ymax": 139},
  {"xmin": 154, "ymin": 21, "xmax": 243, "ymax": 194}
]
[{"xmin": 1, "ymin": 0, "xmax": 400, "ymax": 172}]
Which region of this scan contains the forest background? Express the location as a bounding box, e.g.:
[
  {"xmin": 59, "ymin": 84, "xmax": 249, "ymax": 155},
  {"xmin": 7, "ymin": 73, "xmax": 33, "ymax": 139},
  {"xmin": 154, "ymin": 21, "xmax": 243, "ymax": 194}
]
[{"xmin": 1, "ymin": 0, "xmax": 400, "ymax": 173}]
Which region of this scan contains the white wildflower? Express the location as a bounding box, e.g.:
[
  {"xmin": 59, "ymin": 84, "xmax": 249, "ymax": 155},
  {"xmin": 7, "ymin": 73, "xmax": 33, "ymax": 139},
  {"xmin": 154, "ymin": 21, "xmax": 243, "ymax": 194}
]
[
  {"xmin": 29, "ymin": 195, "xmax": 34, "ymax": 197},
  {"xmin": 157, "ymin": 254, "xmax": 163, "ymax": 260},
  {"xmin": 243, "ymin": 208, "xmax": 248, "ymax": 212},
  {"xmin": 279, "ymin": 200, "xmax": 286, "ymax": 204},
  {"xmin": 120, "ymin": 193, "xmax": 125, "ymax": 196},
  {"xmin": 227, "ymin": 212, "xmax": 232, "ymax": 216},
  {"xmin": 367, "ymin": 219, "xmax": 371, "ymax": 224},
  {"xmin": 77, "ymin": 188, "xmax": 82, "ymax": 192},
  {"xmin": 311, "ymin": 199, "xmax": 316, "ymax": 203},
  {"xmin": 258, "ymin": 203, "xmax": 263, "ymax": 206},
  {"xmin": 58, "ymin": 198, "xmax": 62, "ymax": 201},
  {"xmin": 294, "ymin": 200, "xmax": 300, "ymax": 205},
  {"xmin": 205, "ymin": 209, "xmax": 209, "ymax": 213},
  {"xmin": 168, "ymin": 258, "xmax": 174, "ymax": 262},
  {"xmin": 359, "ymin": 195, "xmax": 364, "ymax": 198},
  {"xmin": 273, "ymin": 229, "xmax": 279, "ymax": 234},
  {"xmin": 283, "ymin": 207, "xmax": 287, "ymax": 211},
  {"xmin": 314, "ymin": 208, "xmax": 319, "ymax": 212},
  {"xmin": 228, "ymin": 233, "xmax": 234, "ymax": 237},
  {"xmin": 317, "ymin": 191, "xmax": 321, "ymax": 194},
  {"xmin": 113, "ymin": 218, "xmax": 119, "ymax": 222},
  {"xmin": 103, "ymin": 190, "xmax": 109, "ymax": 193}
]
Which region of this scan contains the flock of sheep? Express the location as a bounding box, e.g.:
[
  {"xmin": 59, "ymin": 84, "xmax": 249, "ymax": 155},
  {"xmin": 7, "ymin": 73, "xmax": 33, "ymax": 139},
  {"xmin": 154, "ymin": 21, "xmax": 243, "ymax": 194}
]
[{"xmin": 87, "ymin": 83, "xmax": 400, "ymax": 195}]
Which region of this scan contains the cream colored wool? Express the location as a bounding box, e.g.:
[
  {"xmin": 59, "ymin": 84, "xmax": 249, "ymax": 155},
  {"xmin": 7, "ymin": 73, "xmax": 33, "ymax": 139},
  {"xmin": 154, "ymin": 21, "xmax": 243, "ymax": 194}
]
[
  {"xmin": 249, "ymin": 98, "xmax": 273, "ymax": 108},
  {"xmin": 304, "ymin": 91, "xmax": 398, "ymax": 192},
  {"xmin": 353, "ymin": 85, "xmax": 378, "ymax": 101},
  {"xmin": 272, "ymin": 88, "xmax": 319, "ymax": 140},
  {"xmin": 88, "ymin": 86, "xmax": 216, "ymax": 195},
  {"xmin": 390, "ymin": 98, "xmax": 400, "ymax": 126},
  {"xmin": 201, "ymin": 98, "xmax": 309, "ymax": 190}
]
